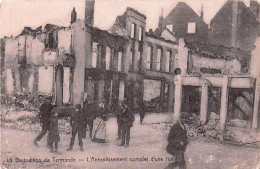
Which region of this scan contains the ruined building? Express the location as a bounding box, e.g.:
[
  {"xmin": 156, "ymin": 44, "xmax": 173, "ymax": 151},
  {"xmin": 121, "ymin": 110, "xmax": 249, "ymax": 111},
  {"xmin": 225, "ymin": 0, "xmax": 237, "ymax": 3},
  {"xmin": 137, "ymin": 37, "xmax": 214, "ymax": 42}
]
[{"xmin": 0, "ymin": 0, "xmax": 260, "ymax": 129}]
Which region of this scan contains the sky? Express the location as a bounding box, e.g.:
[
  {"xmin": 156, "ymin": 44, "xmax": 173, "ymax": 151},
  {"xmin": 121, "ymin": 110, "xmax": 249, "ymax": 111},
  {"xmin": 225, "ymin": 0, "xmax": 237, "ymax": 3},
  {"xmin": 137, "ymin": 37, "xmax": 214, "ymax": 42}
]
[{"xmin": 0, "ymin": 0, "xmax": 252, "ymax": 38}]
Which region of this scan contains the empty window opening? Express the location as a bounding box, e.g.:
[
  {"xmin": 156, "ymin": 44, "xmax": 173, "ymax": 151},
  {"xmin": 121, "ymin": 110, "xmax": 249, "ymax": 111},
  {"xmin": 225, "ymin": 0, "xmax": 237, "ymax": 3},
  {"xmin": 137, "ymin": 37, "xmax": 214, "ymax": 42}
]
[
  {"xmin": 92, "ymin": 42, "xmax": 99, "ymax": 68},
  {"xmin": 38, "ymin": 66, "xmax": 54, "ymax": 94},
  {"xmin": 138, "ymin": 27, "xmax": 143, "ymax": 41},
  {"xmin": 6, "ymin": 69, "xmax": 14, "ymax": 93},
  {"xmin": 63, "ymin": 67, "xmax": 71, "ymax": 104},
  {"xmin": 131, "ymin": 23, "xmax": 137, "ymax": 39},
  {"xmin": 156, "ymin": 48, "xmax": 162, "ymax": 71},
  {"xmin": 129, "ymin": 50, "xmax": 134, "ymax": 71},
  {"xmin": 28, "ymin": 73, "xmax": 35, "ymax": 93},
  {"xmin": 165, "ymin": 51, "xmax": 171, "ymax": 72},
  {"xmin": 118, "ymin": 51, "xmax": 123, "ymax": 71},
  {"xmin": 119, "ymin": 81, "xmax": 125, "ymax": 101},
  {"xmin": 137, "ymin": 49, "xmax": 142, "ymax": 71},
  {"xmin": 146, "ymin": 46, "xmax": 152, "ymax": 70},
  {"xmin": 188, "ymin": 22, "xmax": 196, "ymax": 34},
  {"xmin": 106, "ymin": 47, "xmax": 111, "ymax": 70}
]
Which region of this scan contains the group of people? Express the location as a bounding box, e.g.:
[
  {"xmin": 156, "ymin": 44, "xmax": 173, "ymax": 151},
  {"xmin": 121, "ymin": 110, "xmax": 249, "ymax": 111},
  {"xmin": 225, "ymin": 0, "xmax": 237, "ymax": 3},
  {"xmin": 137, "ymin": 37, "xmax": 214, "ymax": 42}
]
[
  {"xmin": 33, "ymin": 96, "xmax": 188, "ymax": 168},
  {"xmin": 33, "ymin": 97, "xmax": 136, "ymax": 153}
]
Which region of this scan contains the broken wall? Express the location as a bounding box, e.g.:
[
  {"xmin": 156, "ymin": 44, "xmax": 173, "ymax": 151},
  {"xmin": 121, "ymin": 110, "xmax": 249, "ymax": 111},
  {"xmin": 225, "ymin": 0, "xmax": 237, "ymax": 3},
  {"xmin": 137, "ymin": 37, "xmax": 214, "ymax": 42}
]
[
  {"xmin": 58, "ymin": 28, "xmax": 72, "ymax": 55},
  {"xmin": 71, "ymin": 20, "xmax": 87, "ymax": 105},
  {"xmin": 4, "ymin": 38, "xmax": 18, "ymax": 68}
]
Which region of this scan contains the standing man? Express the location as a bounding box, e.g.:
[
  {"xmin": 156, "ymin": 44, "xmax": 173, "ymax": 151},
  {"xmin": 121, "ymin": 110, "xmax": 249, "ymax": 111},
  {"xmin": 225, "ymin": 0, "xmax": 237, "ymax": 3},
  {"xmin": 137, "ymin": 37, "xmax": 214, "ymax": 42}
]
[
  {"xmin": 34, "ymin": 96, "xmax": 53, "ymax": 147},
  {"xmin": 67, "ymin": 104, "xmax": 85, "ymax": 151},
  {"xmin": 166, "ymin": 114, "xmax": 188, "ymax": 169},
  {"xmin": 138, "ymin": 101, "xmax": 145, "ymax": 125},
  {"xmin": 83, "ymin": 98, "xmax": 96, "ymax": 139},
  {"xmin": 115, "ymin": 101, "xmax": 124, "ymax": 139},
  {"xmin": 119, "ymin": 99, "xmax": 135, "ymax": 147}
]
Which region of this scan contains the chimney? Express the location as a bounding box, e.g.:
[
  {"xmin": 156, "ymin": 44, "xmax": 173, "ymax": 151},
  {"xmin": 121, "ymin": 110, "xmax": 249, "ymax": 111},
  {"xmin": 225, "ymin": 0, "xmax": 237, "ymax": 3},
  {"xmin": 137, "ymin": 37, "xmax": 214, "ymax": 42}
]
[
  {"xmin": 249, "ymin": 0, "xmax": 259, "ymax": 19},
  {"xmin": 85, "ymin": 0, "xmax": 95, "ymax": 26},
  {"xmin": 200, "ymin": 5, "xmax": 204, "ymax": 20},
  {"xmin": 71, "ymin": 7, "xmax": 77, "ymax": 24},
  {"xmin": 158, "ymin": 9, "xmax": 164, "ymax": 33},
  {"xmin": 148, "ymin": 29, "xmax": 153, "ymax": 35}
]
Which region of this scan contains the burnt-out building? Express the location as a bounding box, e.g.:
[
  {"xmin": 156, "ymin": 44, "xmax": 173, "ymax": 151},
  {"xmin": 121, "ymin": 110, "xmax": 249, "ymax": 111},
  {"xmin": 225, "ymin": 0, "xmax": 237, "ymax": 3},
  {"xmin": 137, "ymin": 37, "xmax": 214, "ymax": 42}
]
[
  {"xmin": 0, "ymin": 1, "xmax": 129, "ymax": 110},
  {"xmin": 172, "ymin": 37, "xmax": 260, "ymax": 129},
  {"xmin": 84, "ymin": 27, "xmax": 128, "ymax": 109},
  {"xmin": 110, "ymin": 7, "xmax": 180, "ymax": 112},
  {"xmin": 1, "ymin": 0, "xmax": 259, "ymax": 130},
  {"xmin": 1, "ymin": 23, "xmax": 76, "ymax": 107}
]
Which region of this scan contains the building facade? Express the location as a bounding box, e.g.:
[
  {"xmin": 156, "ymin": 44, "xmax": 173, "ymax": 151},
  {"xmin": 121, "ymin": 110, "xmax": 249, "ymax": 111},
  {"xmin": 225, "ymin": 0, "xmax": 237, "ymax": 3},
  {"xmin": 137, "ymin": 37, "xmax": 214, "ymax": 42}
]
[
  {"xmin": 0, "ymin": 1, "xmax": 260, "ymax": 129},
  {"xmin": 158, "ymin": 2, "xmax": 208, "ymax": 42}
]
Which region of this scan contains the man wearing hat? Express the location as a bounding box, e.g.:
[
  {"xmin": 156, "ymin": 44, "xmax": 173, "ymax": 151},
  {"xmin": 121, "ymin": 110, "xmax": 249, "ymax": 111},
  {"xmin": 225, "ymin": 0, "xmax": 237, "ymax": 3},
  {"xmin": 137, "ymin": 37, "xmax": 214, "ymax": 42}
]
[
  {"xmin": 83, "ymin": 98, "xmax": 96, "ymax": 139},
  {"xmin": 119, "ymin": 99, "xmax": 135, "ymax": 147},
  {"xmin": 67, "ymin": 104, "xmax": 85, "ymax": 151},
  {"xmin": 34, "ymin": 96, "xmax": 53, "ymax": 147},
  {"xmin": 166, "ymin": 114, "xmax": 188, "ymax": 169}
]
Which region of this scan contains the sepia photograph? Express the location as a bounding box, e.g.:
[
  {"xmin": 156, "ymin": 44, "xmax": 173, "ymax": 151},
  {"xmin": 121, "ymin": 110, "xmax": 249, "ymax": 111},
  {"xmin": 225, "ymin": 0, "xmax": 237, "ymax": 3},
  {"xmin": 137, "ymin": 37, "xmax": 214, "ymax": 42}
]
[{"xmin": 0, "ymin": 0, "xmax": 260, "ymax": 168}]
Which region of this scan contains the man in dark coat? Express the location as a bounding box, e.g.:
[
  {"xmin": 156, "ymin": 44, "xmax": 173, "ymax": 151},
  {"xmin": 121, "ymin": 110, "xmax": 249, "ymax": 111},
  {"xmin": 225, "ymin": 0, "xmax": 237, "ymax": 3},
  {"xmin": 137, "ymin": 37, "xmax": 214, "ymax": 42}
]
[
  {"xmin": 34, "ymin": 96, "xmax": 53, "ymax": 147},
  {"xmin": 48, "ymin": 110, "xmax": 60, "ymax": 153},
  {"xmin": 114, "ymin": 101, "xmax": 124, "ymax": 139},
  {"xmin": 119, "ymin": 100, "xmax": 135, "ymax": 147},
  {"xmin": 138, "ymin": 101, "xmax": 145, "ymax": 124},
  {"xmin": 166, "ymin": 116, "xmax": 188, "ymax": 169},
  {"xmin": 67, "ymin": 104, "xmax": 86, "ymax": 151},
  {"xmin": 83, "ymin": 99, "xmax": 96, "ymax": 139}
]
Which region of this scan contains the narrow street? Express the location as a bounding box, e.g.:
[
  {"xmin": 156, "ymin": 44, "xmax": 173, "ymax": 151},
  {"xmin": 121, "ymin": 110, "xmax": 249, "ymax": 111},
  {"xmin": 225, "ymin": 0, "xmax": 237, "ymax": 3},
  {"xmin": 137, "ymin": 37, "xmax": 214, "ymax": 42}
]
[{"xmin": 1, "ymin": 116, "xmax": 260, "ymax": 169}]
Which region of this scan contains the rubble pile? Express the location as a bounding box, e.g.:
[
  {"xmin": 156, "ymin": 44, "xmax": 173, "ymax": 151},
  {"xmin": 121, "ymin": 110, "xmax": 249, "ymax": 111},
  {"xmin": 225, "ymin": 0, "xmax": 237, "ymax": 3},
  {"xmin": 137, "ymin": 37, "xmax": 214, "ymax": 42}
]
[
  {"xmin": 149, "ymin": 112, "xmax": 224, "ymax": 141},
  {"xmin": 1, "ymin": 94, "xmax": 49, "ymax": 112},
  {"xmin": 227, "ymin": 118, "xmax": 251, "ymax": 128},
  {"xmin": 1, "ymin": 108, "xmax": 72, "ymax": 134},
  {"xmin": 203, "ymin": 112, "xmax": 223, "ymax": 140},
  {"xmin": 148, "ymin": 112, "xmax": 260, "ymax": 146},
  {"xmin": 150, "ymin": 123, "xmax": 172, "ymax": 136},
  {"xmin": 223, "ymin": 126, "xmax": 260, "ymax": 144},
  {"xmin": 1, "ymin": 109, "xmax": 41, "ymax": 132}
]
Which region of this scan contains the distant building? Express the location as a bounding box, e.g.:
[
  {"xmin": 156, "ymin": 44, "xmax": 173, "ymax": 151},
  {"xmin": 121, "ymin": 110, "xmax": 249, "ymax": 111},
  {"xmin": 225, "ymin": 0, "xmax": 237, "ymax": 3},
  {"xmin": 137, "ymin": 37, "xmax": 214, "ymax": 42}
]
[
  {"xmin": 157, "ymin": 2, "xmax": 208, "ymax": 42},
  {"xmin": 208, "ymin": 0, "xmax": 259, "ymax": 51}
]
